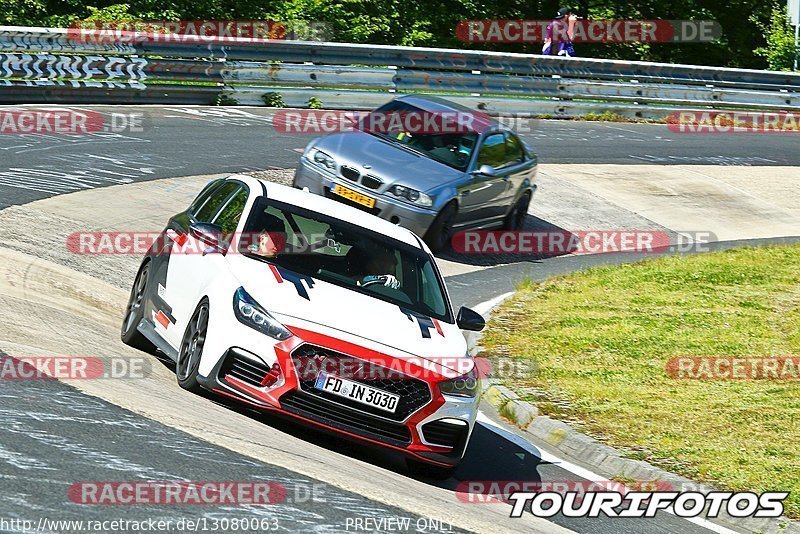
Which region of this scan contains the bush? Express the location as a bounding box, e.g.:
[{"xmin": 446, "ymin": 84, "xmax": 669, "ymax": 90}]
[
  {"xmin": 752, "ymin": 5, "xmax": 797, "ymax": 71},
  {"xmin": 262, "ymin": 92, "xmax": 286, "ymax": 108},
  {"xmin": 213, "ymin": 94, "xmax": 238, "ymax": 106},
  {"xmin": 582, "ymin": 111, "xmax": 628, "ymax": 122}
]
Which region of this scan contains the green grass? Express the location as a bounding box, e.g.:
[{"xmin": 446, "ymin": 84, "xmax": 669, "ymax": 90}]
[{"xmin": 480, "ymin": 245, "xmax": 800, "ymax": 518}]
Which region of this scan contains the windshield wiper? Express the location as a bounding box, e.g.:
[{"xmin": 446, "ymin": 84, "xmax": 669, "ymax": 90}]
[{"xmin": 373, "ymin": 133, "xmax": 425, "ymax": 157}]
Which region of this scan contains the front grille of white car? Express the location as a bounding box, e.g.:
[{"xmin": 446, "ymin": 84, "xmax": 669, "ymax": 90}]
[
  {"xmin": 280, "ymin": 390, "xmax": 413, "ymax": 446},
  {"xmin": 289, "ymin": 344, "xmax": 432, "ymax": 423},
  {"xmin": 220, "ymin": 348, "xmax": 270, "ymax": 388},
  {"xmin": 421, "ymin": 419, "xmax": 469, "ymax": 451}
]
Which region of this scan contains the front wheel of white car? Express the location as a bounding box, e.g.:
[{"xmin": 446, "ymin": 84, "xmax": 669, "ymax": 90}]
[{"xmin": 177, "ymin": 299, "xmax": 208, "ymax": 393}]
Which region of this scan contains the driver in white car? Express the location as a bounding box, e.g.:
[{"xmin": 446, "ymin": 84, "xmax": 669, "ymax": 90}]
[
  {"xmin": 246, "ymin": 213, "xmax": 287, "ymax": 258},
  {"xmin": 348, "ymin": 246, "xmax": 401, "ymax": 289}
]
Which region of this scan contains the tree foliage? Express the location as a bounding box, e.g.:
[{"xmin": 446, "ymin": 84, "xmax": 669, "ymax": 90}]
[
  {"xmin": 0, "ymin": 0, "xmax": 793, "ymax": 69},
  {"xmin": 752, "ymin": 2, "xmax": 797, "ymax": 70}
]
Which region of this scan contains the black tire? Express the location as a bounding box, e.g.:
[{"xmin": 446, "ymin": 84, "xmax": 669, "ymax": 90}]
[
  {"xmin": 503, "ymin": 192, "xmax": 531, "ymax": 231},
  {"xmin": 423, "ymin": 202, "xmax": 458, "ymax": 253},
  {"xmin": 121, "ymin": 262, "xmax": 155, "ymax": 352},
  {"xmin": 176, "ymin": 299, "xmax": 209, "ymax": 393},
  {"xmin": 405, "ymin": 458, "xmax": 457, "ymax": 480}
]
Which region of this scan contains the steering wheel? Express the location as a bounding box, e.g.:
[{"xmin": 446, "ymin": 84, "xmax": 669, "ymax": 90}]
[{"xmin": 360, "ymin": 277, "xmax": 386, "ymax": 288}]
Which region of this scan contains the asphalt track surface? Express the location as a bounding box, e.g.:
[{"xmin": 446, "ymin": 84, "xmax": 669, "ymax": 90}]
[
  {"xmin": 1, "ymin": 105, "xmax": 797, "ymax": 533},
  {"xmin": 1, "ymin": 105, "xmax": 799, "ymax": 209},
  {"xmin": 0, "ymin": 354, "xmax": 447, "ymax": 532}
]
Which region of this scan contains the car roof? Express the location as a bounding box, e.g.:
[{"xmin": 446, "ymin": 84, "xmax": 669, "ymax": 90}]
[
  {"xmin": 229, "ymin": 175, "xmax": 425, "ymax": 249},
  {"xmin": 393, "ymin": 94, "xmax": 501, "ymax": 129}
]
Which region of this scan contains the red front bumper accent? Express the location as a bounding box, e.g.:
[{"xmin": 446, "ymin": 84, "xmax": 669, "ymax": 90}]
[{"xmin": 212, "ymin": 327, "xmax": 460, "ymax": 466}]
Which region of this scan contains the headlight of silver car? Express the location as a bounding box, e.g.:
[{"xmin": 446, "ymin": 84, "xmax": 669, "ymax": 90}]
[
  {"xmin": 388, "ymin": 185, "xmax": 433, "ymax": 208},
  {"xmin": 308, "ymin": 148, "xmax": 336, "ymax": 172},
  {"xmin": 233, "ymin": 287, "xmax": 292, "ymax": 340},
  {"xmin": 439, "ymin": 368, "xmax": 480, "ymax": 398}
]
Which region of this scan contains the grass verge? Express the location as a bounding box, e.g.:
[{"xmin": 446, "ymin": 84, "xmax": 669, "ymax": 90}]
[{"xmin": 480, "ymin": 245, "xmax": 800, "ymax": 518}]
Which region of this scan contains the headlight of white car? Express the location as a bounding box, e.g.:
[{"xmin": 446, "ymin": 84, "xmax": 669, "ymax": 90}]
[
  {"xmin": 439, "ymin": 368, "xmax": 480, "ymax": 398},
  {"xmin": 388, "ymin": 185, "xmax": 433, "ymax": 208},
  {"xmin": 307, "ymin": 147, "xmax": 337, "ymax": 172},
  {"xmin": 233, "ymin": 287, "xmax": 292, "ymax": 340}
]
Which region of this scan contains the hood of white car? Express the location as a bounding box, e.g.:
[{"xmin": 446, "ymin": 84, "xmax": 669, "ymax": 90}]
[{"xmin": 227, "ymin": 255, "xmax": 468, "ymax": 369}]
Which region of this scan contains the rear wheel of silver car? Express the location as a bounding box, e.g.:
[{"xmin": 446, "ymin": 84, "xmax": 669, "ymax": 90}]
[
  {"xmin": 503, "ymin": 193, "xmax": 531, "ymax": 231},
  {"xmin": 424, "ymin": 202, "xmax": 457, "ymax": 253},
  {"xmin": 121, "ymin": 262, "xmax": 155, "ymax": 353},
  {"xmin": 177, "ymin": 299, "xmax": 208, "ymax": 393}
]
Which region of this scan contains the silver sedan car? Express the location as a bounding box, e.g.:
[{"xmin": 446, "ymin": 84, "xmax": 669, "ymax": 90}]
[{"xmin": 293, "ymin": 95, "xmax": 538, "ymax": 251}]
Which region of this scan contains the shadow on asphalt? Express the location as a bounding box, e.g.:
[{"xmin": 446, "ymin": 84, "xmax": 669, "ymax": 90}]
[
  {"xmin": 438, "ymin": 214, "xmax": 579, "ymax": 267},
  {"xmin": 149, "ymin": 351, "xmax": 546, "ymax": 500}
]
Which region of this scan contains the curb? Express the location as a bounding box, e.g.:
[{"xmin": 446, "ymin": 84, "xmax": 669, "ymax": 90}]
[{"xmin": 482, "ymin": 383, "xmax": 799, "ymax": 534}]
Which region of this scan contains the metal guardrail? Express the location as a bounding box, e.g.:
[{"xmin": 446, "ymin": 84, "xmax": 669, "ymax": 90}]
[{"xmin": 1, "ymin": 25, "xmax": 799, "ymax": 118}]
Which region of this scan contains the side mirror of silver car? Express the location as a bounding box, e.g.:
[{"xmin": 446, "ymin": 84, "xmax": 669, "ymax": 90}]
[{"xmin": 473, "ymin": 164, "xmax": 498, "ymax": 177}]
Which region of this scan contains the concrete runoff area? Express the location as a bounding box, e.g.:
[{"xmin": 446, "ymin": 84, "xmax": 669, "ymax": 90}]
[{"xmin": 537, "ymin": 165, "xmax": 800, "ymax": 241}]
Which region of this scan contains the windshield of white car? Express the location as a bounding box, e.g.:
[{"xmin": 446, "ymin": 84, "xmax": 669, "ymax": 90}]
[
  {"xmin": 364, "ymin": 101, "xmax": 480, "ymax": 171},
  {"xmin": 240, "ymin": 197, "xmax": 453, "ymax": 322}
]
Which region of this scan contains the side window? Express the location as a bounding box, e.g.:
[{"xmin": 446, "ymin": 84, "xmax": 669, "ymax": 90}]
[
  {"xmin": 194, "ymin": 182, "xmax": 239, "ymax": 222},
  {"xmin": 213, "ymin": 188, "xmax": 249, "ymax": 233},
  {"xmin": 260, "ymin": 205, "xmax": 300, "ymax": 249},
  {"xmin": 189, "ymin": 179, "xmax": 223, "ymax": 215},
  {"xmin": 476, "ymin": 133, "xmax": 505, "ymax": 168},
  {"xmin": 503, "ymin": 134, "xmax": 525, "ymax": 167},
  {"xmin": 420, "ymin": 261, "xmax": 446, "ymax": 317}
]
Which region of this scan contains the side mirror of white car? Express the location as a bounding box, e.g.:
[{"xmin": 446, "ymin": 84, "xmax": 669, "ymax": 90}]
[
  {"xmin": 189, "ymin": 222, "xmax": 227, "ymax": 256},
  {"xmin": 456, "ymin": 306, "xmax": 486, "ymax": 332}
]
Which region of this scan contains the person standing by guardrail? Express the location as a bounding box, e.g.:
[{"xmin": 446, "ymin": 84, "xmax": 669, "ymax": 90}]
[{"xmin": 542, "ymin": 7, "xmax": 579, "ymax": 57}]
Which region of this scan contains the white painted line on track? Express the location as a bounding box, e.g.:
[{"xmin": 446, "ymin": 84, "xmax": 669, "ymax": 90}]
[
  {"xmin": 473, "ymin": 291, "xmax": 514, "ymax": 316},
  {"xmin": 476, "ymin": 413, "xmax": 740, "ymax": 534}
]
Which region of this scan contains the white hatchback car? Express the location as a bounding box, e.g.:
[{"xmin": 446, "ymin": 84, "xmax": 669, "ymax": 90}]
[{"xmin": 121, "ymin": 175, "xmax": 486, "ymax": 476}]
